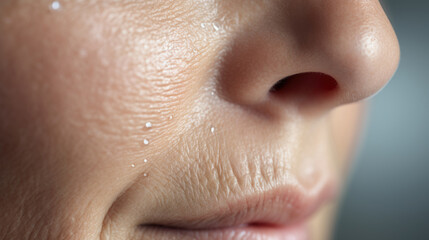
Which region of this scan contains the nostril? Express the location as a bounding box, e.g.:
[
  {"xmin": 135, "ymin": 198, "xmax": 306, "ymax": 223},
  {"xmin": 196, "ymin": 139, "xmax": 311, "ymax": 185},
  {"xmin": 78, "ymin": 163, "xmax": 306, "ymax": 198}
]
[{"xmin": 269, "ymin": 72, "xmax": 338, "ymax": 106}]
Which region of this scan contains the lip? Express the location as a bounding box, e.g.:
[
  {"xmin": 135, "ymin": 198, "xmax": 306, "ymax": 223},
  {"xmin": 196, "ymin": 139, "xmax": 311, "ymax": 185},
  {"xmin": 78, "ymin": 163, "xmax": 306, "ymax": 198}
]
[
  {"xmin": 141, "ymin": 221, "xmax": 310, "ymax": 240},
  {"xmin": 139, "ymin": 173, "xmax": 336, "ymax": 239}
]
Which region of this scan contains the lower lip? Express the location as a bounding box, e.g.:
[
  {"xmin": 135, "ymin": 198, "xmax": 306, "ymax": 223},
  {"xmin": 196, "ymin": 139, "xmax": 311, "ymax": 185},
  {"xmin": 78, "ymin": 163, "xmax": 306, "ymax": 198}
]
[
  {"xmin": 225, "ymin": 223, "xmax": 309, "ymax": 240},
  {"xmin": 141, "ymin": 222, "xmax": 309, "ymax": 240}
]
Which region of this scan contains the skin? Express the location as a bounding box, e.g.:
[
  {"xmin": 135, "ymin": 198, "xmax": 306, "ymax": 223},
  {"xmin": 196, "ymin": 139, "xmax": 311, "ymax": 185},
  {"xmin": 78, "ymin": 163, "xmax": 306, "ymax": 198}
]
[{"xmin": 0, "ymin": 0, "xmax": 399, "ymax": 240}]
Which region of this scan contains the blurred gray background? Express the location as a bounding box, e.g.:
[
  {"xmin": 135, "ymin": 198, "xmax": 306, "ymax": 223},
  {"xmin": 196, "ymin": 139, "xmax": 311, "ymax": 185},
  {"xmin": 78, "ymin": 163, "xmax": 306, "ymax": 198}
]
[{"xmin": 333, "ymin": 0, "xmax": 429, "ymax": 239}]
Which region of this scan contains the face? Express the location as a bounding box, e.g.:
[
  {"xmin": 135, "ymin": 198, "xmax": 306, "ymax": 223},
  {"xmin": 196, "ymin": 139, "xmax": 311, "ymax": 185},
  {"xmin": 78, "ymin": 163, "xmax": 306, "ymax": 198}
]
[{"xmin": 0, "ymin": 0, "xmax": 399, "ymax": 240}]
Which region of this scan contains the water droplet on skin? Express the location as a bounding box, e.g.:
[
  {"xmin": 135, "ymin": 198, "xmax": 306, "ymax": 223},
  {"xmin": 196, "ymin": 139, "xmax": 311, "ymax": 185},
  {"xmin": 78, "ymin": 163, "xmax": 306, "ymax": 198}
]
[
  {"xmin": 143, "ymin": 173, "xmax": 148, "ymax": 177},
  {"xmin": 143, "ymin": 159, "xmax": 148, "ymax": 163},
  {"xmin": 143, "ymin": 139, "xmax": 149, "ymax": 145},
  {"xmin": 50, "ymin": 1, "xmax": 61, "ymax": 11},
  {"xmin": 145, "ymin": 122, "xmax": 152, "ymax": 128},
  {"xmin": 212, "ymin": 23, "xmax": 219, "ymax": 31},
  {"xmin": 210, "ymin": 127, "xmax": 215, "ymax": 133},
  {"xmin": 169, "ymin": 115, "xmax": 173, "ymax": 120},
  {"xmin": 131, "ymin": 164, "xmax": 136, "ymax": 168},
  {"xmin": 210, "ymin": 91, "xmax": 215, "ymax": 96},
  {"xmin": 201, "ymin": 23, "xmax": 206, "ymax": 28}
]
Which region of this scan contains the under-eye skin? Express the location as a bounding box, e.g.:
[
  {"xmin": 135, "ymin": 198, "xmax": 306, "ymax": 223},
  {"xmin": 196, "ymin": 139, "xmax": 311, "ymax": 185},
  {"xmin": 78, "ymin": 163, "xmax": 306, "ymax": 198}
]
[{"xmin": 0, "ymin": 0, "xmax": 399, "ymax": 240}]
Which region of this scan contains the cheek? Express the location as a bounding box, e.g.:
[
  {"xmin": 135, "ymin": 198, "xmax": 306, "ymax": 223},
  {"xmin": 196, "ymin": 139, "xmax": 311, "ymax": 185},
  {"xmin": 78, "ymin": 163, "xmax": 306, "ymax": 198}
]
[
  {"xmin": 0, "ymin": 3, "xmax": 216, "ymax": 236},
  {"xmin": 0, "ymin": 3, "xmax": 213, "ymax": 168}
]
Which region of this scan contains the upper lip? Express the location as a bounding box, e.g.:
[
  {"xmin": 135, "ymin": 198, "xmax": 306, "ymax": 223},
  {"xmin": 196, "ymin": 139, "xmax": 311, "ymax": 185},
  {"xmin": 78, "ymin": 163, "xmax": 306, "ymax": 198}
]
[{"xmin": 148, "ymin": 174, "xmax": 336, "ymax": 230}]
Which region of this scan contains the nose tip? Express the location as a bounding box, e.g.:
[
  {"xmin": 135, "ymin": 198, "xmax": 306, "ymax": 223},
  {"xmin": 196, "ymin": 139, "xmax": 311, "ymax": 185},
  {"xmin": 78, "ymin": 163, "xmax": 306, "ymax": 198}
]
[
  {"xmin": 216, "ymin": 0, "xmax": 400, "ymax": 114},
  {"xmin": 317, "ymin": 0, "xmax": 400, "ymax": 104}
]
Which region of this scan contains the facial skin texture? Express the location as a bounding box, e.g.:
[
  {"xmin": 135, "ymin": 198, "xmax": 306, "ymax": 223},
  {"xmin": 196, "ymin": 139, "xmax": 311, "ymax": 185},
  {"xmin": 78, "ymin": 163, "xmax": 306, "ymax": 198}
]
[{"xmin": 0, "ymin": 0, "xmax": 399, "ymax": 240}]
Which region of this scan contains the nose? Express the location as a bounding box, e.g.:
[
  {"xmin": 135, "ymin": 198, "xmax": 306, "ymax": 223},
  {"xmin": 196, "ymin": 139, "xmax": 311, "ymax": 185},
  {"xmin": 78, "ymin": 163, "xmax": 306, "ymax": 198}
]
[{"xmin": 217, "ymin": 0, "xmax": 400, "ymax": 115}]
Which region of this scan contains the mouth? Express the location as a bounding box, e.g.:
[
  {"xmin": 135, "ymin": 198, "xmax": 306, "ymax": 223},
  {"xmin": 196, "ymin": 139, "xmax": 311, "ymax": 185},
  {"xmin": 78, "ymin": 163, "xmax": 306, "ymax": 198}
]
[{"xmin": 138, "ymin": 174, "xmax": 336, "ymax": 240}]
